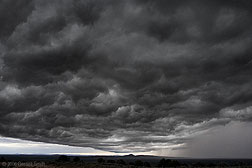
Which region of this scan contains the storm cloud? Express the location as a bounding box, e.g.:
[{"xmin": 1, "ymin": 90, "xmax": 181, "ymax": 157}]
[{"xmin": 0, "ymin": 0, "xmax": 252, "ymax": 154}]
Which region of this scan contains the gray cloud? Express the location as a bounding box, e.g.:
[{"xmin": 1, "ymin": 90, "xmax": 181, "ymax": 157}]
[
  {"xmin": 184, "ymin": 121, "xmax": 252, "ymax": 158},
  {"xmin": 0, "ymin": 0, "xmax": 252, "ymax": 154},
  {"xmin": 156, "ymin": 121, "xmax": 252, "ymax": 158}
]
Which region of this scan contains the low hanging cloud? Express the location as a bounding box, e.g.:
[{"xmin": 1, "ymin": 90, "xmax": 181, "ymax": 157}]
[{"xmin": 0, "ymin": 0, "xmax": 252, "ymax": 154}]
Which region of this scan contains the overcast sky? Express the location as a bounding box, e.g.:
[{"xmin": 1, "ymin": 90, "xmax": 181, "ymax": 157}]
[{"xmin": 0, "ymin": 0, "xmax": 252, "ymax": 158}]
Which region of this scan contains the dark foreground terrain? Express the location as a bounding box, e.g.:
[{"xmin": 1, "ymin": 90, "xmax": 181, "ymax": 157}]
[{"xmin": 0, "ymin": 155, "xmax": 252, "ymax": 168}]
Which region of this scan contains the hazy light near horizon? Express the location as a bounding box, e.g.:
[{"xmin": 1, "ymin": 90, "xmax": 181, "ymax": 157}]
[{"xmin": 0, "ymin": 136, "xmax": 153, "ymax": 156}]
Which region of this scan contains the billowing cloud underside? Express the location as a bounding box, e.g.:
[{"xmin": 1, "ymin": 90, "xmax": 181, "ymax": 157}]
[{"xmin": 0, "ymin": 0, "xmax": 252, "ymax": 153}]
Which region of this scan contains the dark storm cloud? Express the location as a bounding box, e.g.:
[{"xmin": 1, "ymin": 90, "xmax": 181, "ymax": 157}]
[
  {"xmin": 0, "ymin": 0, "xmax": 34, "ymax": 40},
  {"xmin": 0, "ymin": 0, "xmax": 252, "ymax": 153}
]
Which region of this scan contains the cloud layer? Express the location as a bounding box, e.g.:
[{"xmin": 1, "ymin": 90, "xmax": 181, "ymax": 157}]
[{"xmin": 0, "ymin": 0, "xmax": 252, "ymax": 154}]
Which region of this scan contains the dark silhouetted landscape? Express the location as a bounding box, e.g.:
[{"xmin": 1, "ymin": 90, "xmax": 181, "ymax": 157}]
[{"xmin": 1, "ymin": 155, "xmax": 252, "ymax": 168}]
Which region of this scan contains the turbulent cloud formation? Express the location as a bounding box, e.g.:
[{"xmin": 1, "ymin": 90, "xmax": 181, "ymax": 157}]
[{"xmin": 0, "ymin": 0, "xmax": 252, "ymax": 154}]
